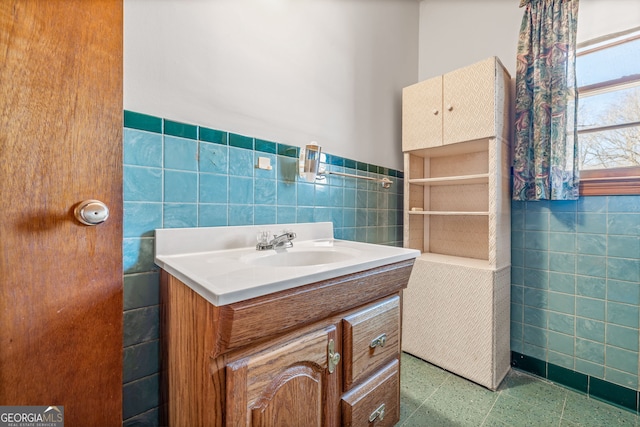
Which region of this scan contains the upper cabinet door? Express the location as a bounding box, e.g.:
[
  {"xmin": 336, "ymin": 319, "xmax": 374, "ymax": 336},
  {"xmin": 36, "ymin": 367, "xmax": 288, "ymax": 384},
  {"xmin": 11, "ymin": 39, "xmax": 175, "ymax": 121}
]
[
  {"xmin": 443, "ymin": 57, "xmax": 497, "ymax": 145},
  {"xmin": 402, "ymin": 75, "xmax": 443, "ymax": 151}
]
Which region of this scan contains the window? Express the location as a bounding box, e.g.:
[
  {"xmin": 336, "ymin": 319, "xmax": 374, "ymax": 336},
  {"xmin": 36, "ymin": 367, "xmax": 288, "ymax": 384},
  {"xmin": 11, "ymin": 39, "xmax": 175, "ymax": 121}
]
[{"xmin": 576, "ymin": 28, "xmax": 640, "ymax": 195}]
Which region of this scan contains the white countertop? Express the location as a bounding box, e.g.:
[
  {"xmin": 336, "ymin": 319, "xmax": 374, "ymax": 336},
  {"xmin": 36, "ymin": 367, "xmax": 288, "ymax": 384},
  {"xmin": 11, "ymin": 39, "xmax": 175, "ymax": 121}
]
[{"xmin": 155, "ymin": 222, "xmax": 420, "ymax": 306}]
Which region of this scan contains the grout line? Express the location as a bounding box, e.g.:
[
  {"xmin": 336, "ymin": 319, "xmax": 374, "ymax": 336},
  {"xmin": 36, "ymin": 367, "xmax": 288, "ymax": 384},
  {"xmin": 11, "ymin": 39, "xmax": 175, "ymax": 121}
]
[
  {"xmin": 400, "ymin": 370, "xmax": 451, "ymax": 426},
  {"xmin": 401, "ymin": 387, "xmax": 441, "ymax": 426},
  {"xmin": 558, "ymin": 394, "xmax": 568, "ymax": 427},
  {"xmin": 479, "ymin": 388, "xmax": 502, "ymax": 426}
]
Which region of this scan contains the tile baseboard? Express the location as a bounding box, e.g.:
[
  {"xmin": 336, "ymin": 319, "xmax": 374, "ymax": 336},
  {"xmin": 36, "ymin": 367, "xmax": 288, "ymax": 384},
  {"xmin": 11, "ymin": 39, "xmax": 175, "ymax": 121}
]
[{"xmin": 511, "ymin": 351, "xmax": 639, "ymax": 414}]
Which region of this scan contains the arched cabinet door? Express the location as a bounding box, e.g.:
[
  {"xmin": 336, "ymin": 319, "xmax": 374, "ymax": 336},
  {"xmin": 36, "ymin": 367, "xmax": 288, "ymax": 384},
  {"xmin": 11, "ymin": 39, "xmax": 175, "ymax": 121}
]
[{"xmin": 225, "ymin": 325, "xmax": 341, "ymax": 427}]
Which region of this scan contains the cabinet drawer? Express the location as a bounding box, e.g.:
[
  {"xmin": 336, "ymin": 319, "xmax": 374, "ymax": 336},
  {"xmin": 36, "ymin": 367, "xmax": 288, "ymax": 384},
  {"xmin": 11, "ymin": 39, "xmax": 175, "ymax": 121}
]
[
  {"xmin": 341, "ymin": 359, "xmax": 399, "ymax": 427},
  {"xmin": 343, "ymin": 296, "xmax": 400, "ymax": 389}
]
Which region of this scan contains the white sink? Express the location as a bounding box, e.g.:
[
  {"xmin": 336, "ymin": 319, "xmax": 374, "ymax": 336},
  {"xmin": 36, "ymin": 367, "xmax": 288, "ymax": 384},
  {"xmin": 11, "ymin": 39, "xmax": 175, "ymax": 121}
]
[
  {"xmin": 241, "ymin": 245, "xmax": 360, "ymax": 267},
  {"xmin": 155, "ymin": 222, "xmax": 420, "ymax": 306}
]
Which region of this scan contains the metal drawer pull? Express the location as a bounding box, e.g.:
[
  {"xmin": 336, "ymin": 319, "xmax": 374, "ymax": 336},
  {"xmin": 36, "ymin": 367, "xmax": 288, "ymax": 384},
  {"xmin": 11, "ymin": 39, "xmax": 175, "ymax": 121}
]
[
  {"xmin": 369, "ymin": 403, "xmax": 386, "ymax": 422},
  {"xmin": 370, "ymin": 333, "xmax": 387, "ymax": 349},
  {"xmin": 328, "ymin": 339, "xmax": 340, "ymax": 374}
]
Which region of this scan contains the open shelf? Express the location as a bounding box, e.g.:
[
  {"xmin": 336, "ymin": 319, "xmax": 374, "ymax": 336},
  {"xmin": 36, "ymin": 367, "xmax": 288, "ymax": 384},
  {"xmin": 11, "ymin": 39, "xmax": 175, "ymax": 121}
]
[
  {"xmin": 415, "ymin": 252, "xmax": 494, "ymax": 269},
  {"xmin": 403, "ymin": 137, "xmax": 503, "ymax": 262},
  {"xmin": 408, "ymin": 138, "xmax": 489, "ymax": 158},
  {"xmin": 408, "ymin": 173, "xmax": 489, "ymax": 186}
]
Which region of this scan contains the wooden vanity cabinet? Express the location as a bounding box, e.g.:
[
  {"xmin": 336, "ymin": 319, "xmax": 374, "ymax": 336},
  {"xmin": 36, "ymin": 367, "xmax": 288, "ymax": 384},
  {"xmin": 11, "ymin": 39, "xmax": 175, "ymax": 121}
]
[{"xmin": 161, "ymin": 259, "xmax": 413, "ymax": 427}]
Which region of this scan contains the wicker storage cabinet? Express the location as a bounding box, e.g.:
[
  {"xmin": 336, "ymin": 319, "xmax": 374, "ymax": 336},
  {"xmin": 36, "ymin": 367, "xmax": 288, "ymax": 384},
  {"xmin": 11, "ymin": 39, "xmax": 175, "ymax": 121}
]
[{"xmin": 401, "ymin": 56, "xmax": 511, "ymax": 390}]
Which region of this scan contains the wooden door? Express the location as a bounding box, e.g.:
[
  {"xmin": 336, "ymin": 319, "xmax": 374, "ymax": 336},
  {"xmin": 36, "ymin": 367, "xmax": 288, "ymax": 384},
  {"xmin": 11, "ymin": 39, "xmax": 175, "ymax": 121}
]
[
  {"xmin": 442, "ymin": 57, "xmax": 497, "ymax": 145},
  {"xmin": 402, "ymin": 75, "xmax": 443, "ymax": 151},
  {"xmin": 226, "ymin": 326, "xmax": 341, "ymax": 427},
  {"xmin": 0, "ymin": 1, "xmax": 123, "ymax": 426}
]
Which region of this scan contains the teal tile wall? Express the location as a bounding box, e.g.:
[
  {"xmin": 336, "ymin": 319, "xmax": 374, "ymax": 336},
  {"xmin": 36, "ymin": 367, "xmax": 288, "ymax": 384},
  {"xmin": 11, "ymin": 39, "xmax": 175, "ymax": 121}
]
[
  {"xmin": 121, "ymin": 110, "xmax": 404, "ymax": 425},
  {"xmin": 512, "ymin": 197, "xmax": 640, "ymax": 409}
]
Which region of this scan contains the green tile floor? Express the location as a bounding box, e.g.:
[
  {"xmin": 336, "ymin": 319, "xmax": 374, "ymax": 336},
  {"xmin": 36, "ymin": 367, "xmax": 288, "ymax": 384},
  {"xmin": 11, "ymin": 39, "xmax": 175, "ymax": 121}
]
[{"xmin": 399, "ymin": 353, "xmax": 639, "ymax": 426}]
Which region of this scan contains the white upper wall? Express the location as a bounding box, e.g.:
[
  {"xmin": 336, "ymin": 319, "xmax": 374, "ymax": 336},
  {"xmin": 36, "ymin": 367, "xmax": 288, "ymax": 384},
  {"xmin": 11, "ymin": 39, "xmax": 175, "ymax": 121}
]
[
  {"xmin": 124, "ymin": 1, "xmax": 638, "ymax": 171},
  {"xmin": 124, "ymin": 0, "xmax": 419, "ymax": 171},
  {"xmin": 577, "ymin": 0, "xmax": 640, "ymax": 43},
  {"xmin": 418, "ymin": 0, "xmax": 640, "ymax": 81},
  {"xmin": 418, "ymin": 0, "xmax": 521, "ymax": 80}
]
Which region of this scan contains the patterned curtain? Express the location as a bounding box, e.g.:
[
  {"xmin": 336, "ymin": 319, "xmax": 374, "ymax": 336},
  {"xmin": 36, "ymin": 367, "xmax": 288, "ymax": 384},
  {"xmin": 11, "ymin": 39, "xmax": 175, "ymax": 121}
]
[{"xmin": 513, "ymin": 0, "xmax": 580, "ymax": 201}]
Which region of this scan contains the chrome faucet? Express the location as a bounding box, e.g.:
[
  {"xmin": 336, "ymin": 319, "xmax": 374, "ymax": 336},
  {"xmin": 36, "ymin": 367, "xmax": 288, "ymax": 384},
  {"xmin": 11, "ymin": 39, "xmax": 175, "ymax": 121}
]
[{"xmin": 256, "ymin": 231, "xmax": 297, "ymax": 251}]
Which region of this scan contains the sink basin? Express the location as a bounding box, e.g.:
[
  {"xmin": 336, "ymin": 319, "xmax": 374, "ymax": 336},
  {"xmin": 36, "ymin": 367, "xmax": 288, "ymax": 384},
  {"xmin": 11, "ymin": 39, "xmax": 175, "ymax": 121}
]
[
  {"xmin": 242, "ymin": 246, "xmax": 359, "ymax": 267},
  {"xmin": 154, "ymin": 222, "xmax": 420, "ymax": 305}
]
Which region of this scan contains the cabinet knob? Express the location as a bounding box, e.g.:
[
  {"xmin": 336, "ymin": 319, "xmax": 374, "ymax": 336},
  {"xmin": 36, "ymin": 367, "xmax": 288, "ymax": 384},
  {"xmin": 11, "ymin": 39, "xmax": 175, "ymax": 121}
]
[
  {"xmin": 432, "ymin": 109, "xmax": 439, "ymax": 115},
  {"xmin": 370, "ymin": 333, "xmax": 387, "ymax": 349},
  {"xmin": 369, "ymin": 403, "xmax": 386, "ymax": 422},
  {"xmin": 447, "ymin": 105, "xmax": 453, "ymax": 111}
]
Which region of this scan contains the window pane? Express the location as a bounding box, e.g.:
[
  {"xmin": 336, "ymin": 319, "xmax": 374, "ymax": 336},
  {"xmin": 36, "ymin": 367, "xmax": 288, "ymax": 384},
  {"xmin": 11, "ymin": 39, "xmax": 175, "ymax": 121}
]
[
  {"xmin": 578, "ymin": 86, "xmax": 640, "ymax": 131},
  {"xmin": 577, "ymin": 37, "xmax": 640, "ymax": 87},
  {"xmin": 579, "ymin": 125, "xmax": 640, "ymax": 170}
]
